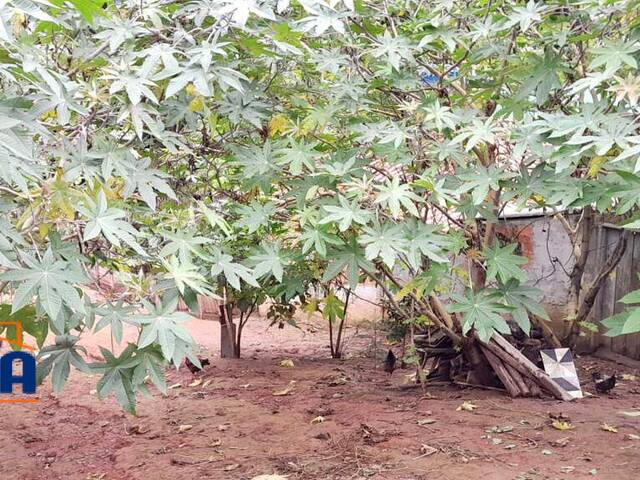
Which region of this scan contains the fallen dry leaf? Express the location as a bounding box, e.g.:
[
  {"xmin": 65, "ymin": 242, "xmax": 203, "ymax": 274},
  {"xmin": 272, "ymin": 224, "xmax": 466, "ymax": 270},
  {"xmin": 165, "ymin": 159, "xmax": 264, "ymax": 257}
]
[
  {"xmin": 456, "ymin": 401, "xmax": 477, "ymax": 412},
  {"xmin": 125, "ymin": 424, "xmax": 147, "ymax": 435},
  {"xmin": 552, "ymin": 437, "xmax": 570, "ymax": 447},
  {"xmin": 417, "ymin": 418, "xmax": 436, "ymax": 426},
  {"xmin": 218, "ymin": 423, "xmax": 231, "ymax": 431},
  {"xmin": 418, "ymin": 444, "xmax": 437, "ymax": 456},
  {"xmin": 188, "ymin": 379, "xmax": 203, "ymax": 387},
  {"xmin": 273, "ymin": 380, "xmax": 296, "ymax": 396},
  {"xmin": 619, "ymin": 410, "xmax": 640, "ymax": 417},
  {"xmin": 621, "ymin": 374, "xmax": 638, "ymax": 381},
  {"xmin": 600, "ymin": 423, "xmax": 618, "ymax": 433},
  {"xmin": 279, "ymin": 359, "xmax": 295, "ymax": 368},
  {"xmin": 209, "ymin": 439, "xmax": 222, "ymax": 447},
  {"xmin": 178, "ymin": 424, "xmax": 193, "ymax": 433},
  {"xmin": 224, "ymin": 464, "xmax": 240, "ymax": 471},
  {"xmin": 625, "ymin": 434, "xmax": 640, "ymax": 440},
  {"xmin": 560, "ymin": 466, "xmax": 575, "ymax": 473},
  {"xmin": 202, "ymin": 379, "xmax": 212, "ymax": 388},
  {"xmin": 251, "ymin": 475, "xmax": 288, "ymax": 480},
  {"xmin": 168, "ymin": 383, "xmax": 182, "ymax": 390},
  {"xmin": 310, "ymin": 416, "xmax": 325, "ymax": 424},
  {"xmin": 551, "ymin": 420, "xmax": 575, "ymax": 431}
]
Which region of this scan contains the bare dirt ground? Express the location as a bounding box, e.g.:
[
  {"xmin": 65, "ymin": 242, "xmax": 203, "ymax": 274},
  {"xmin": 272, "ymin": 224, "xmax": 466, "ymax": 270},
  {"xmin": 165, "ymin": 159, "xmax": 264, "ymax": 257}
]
[{"xmin": 1, "ymin": 316, "xmax": 640, "ymax": 480}]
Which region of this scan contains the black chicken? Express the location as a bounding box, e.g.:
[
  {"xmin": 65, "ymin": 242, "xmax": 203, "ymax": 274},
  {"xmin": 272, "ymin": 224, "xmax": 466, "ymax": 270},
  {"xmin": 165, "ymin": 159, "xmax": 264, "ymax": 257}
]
[
  {"xmin": 185, "ymin": 357, "xmax": 211, "ymax": 374},
  {"xmin": 383, "ymin": 350, "xmax": 396, "ymax": 375},
  {"xmin": 592, "ymin": 371, "xmax": 616, "ymax": 394}
]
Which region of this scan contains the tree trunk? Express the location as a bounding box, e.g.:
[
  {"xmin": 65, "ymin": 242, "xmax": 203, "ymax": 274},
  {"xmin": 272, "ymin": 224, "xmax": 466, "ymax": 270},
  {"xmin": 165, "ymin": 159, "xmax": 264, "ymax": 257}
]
[{"xmin": 219, "ymin": 303, "xmax": 239, "ymax": 358}]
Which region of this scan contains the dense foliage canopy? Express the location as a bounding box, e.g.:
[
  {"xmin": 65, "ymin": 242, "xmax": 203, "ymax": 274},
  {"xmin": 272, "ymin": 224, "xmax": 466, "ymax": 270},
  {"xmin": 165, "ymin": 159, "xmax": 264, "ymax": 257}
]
[{"xmin": 2, "ymin": 0, "xmax": 640, "ymax": 411}]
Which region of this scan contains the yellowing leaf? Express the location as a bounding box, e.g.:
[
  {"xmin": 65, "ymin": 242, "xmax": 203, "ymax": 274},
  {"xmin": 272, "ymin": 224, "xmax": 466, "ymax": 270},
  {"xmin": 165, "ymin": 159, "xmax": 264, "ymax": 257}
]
[
  {"xmin": 188, "ymin": 96, "xmax": 205, "ymax": 112},
  {"xmin": 551, "ymin": 420, "xmax": 575, "ymax": 431},
  {"xmin": 587, "ymin": 156, "xmax": 608, "ymax": 178},
  {"xmin": 310, "ymin": 416, "xmax": 325, "ymax": 424},
  {"xmin": 273, "ymin": 380, "xmax": 296, "ymax": 396},
  {"xmin": 185, "ymin": 83, "xmax": 199, "ymax": 97},
  {"xmin": 601, "ymin": 423, "xmax": 618, "ymax": 433},
  {"xmin": 268, "ymin": 114, "xmax": 290, "ymax": 137},
  {"xmin": 279, "ymin": 359, "xmax": 295, "ymax": 368},
  {"xmin": 456, "ymin": 401, "xmax": 477, "ymax": 412},
  {"xmin": 188, "ymin": 378, "xmax": 203, "ymax": 387}
]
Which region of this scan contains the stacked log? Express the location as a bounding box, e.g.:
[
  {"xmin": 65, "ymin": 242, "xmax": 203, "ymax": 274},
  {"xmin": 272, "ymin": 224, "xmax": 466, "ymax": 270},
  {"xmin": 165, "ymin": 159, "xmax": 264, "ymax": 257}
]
[{"xmin": 414, "ymin": 330, "xmax": 573, "ymax": 401}]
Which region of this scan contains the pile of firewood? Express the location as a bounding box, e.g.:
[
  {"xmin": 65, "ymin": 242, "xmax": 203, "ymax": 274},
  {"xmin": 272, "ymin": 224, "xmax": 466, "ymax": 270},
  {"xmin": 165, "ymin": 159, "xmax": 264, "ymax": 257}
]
[{"xmin": 414, "ymin": 328, "xmax": 572, "ymax": 400}]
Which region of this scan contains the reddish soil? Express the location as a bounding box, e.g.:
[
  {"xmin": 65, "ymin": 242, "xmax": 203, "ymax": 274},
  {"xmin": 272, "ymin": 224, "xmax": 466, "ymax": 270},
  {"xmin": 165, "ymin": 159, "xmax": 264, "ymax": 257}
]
[{"xmin": 1, "ymin": 316, "xmax": 640, "ymax": 480}]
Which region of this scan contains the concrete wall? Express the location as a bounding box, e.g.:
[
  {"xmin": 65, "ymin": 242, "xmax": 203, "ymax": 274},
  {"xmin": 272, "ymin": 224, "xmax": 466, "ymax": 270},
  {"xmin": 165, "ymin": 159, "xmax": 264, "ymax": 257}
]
[{"xmin": 497, "ymin": 215, "xmax": 575, "ymax": 321}]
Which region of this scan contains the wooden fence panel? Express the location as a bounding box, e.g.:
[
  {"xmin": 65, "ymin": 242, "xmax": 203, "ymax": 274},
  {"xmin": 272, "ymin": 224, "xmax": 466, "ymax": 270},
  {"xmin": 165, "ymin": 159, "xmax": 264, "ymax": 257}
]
[{"xmin": 590, "ymin": 225, "xmax": 640, "ymax": 359}]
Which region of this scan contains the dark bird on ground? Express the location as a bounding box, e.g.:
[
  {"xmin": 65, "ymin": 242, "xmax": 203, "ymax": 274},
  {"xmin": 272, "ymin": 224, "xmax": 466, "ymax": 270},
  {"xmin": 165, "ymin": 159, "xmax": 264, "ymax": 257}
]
[
  {"xmin": 185, "ymin": 357, "xmax": 210, "ymax": 374},
  {"xmin": 592, "ymin": 371, "xmax": 616, "ymax": 394},
  {"xmin": 383, "ymin": 349, "xmax": 396, "ymax": 375}
]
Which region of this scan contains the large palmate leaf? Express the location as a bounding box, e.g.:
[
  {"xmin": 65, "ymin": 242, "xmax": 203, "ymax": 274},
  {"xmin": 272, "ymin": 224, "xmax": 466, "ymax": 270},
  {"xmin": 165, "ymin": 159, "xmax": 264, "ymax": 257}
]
[
  {"xmin": 92, "ymin": 344, "xmax": 139, "ymax": 414},
  {"xmin": 247, "ymin": 242, "xmax": 288, "ymax": 282},
  {"xmin": 130, "ymin": 297, "xmax": 194, "ymax": 365},
  {"xmin": 77, "ymin": 191, "xmax": 146, "ymax": 255},
  {"xmin": 36, "ymin": 335, "xmax": 90, "ymax": 393},
  {"xmin": 322, "ymin": 237, "xmax": 374, "ymax": 287},
  {"xmin": 603, "ymin": 289, "xmax": 640, "ymax": 336},
  {"xmin": 159, "ymin": 229, "xmax": 211, "ymax": 262},
  {"xmin": 484, "ymin": 244, "xmax": 528, "ymax": 284},
  {"xmin": 359, "ymin": 223, "xmax": 406, "ymax": 268},
  {"xmin": 93, "ymin": 300, "xmax": 136, "ymax": 345},
  {"xmin": 0, "ymin": 249, "xmax": 86, "ymax": 320},
  {"xmin": 449, "ymin": 290, "xmax": 513, "ymax": 343},
  {"xmin": 319, "ymin": 196, "xmax": 372, "ymax": 232},
  {"xmin": 299, "ymin": 225, "xmax": 343, "ymax": 257},
  {"xmin": 491, "ymin": 280, "xmax": 548, "ymax": 334},
  {"xmin": 211, "ymin": 251, "xmax": 259, "ymax": 290},
  {"xmin": 374, "ymin": 177, "xmax": 422, "ymax": 218}
]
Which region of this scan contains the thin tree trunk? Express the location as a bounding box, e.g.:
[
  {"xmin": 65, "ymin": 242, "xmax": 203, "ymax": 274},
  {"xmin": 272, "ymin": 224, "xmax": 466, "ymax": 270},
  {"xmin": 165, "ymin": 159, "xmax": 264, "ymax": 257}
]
[{"xmin": 333, "ymin": 288, "xmax": 351, "ymax": 359}]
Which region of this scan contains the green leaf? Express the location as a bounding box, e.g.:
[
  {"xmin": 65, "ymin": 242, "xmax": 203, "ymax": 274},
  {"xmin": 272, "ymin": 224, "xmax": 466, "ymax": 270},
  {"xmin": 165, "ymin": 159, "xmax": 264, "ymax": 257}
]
[
  {"xmin": 299, "ymin": 225, "xmax": 343, "ymax": 257},
  {"xmin": 131, "ymin": 297, "xmax": 194, "ymax": 365},
  {"xmin": 211, "ymin": 251, "xmax": 259, "ymax": 290},
  {"xmin": 618, "ymin": 288, "xmax": 640, "ymax": 305},
  {"xmin": 491, "ymin": 280, "xmax": 548, "ymax": 334},
  {"xmin": 247, "ymin": 242, "xmax": 288, "ymax": 282},
  {"xmin": 94, "ymin": 299, "xmax": 135, "ymax": 345},
  {"xmin": 77, "ymin": 191, "xmax": 146, "ymax": 255},
  {"xmin": 236, "ymin": 201, "xmax": 276, "ymax": 234},
  {"xmin": 359, "ymin": 223, "xmax": 406, "ymax": 268},
  {"xmin": 92, "ymin": 344, "xmax": 139, "ymax": 414},
  {"xmin": 131, "ymin": 345, "xmax": 167, "ymax": 395},
  {"xmin": 322, "ymin": 237, "xmax": 374, "ymax": 287},
  {"xmin": 448, "ymin": 290, "xmax": 512, "ymax": 343},
  {"xmin": 319, "ymin": 196, "xmax": 371, "ymax": 232},
  {"xmin": 36, "ymin": 335, "xmax": 90, "ymax": 393},
  {"xmin": 159, "ymin": 229, "xmax": 211, "ymax": 262},
  {"xmin": 603, "ymin": 309, "xmax": 640, "ymax": 336},
  {"xmin": 322, "ymin": 292, "xmax": 345, "ymax": 323},
  {"xmin": 161, "ymin": 256, "xmax": 213, "ymax": 296},
  {"xmin": 0, "ymin": 249, "xmax": 86, "ymax": 320},
  {"xmin": 374, "ymin": 177, "xmax": 422, "ymax": 218},
  {"xmin": 484, "ymin": 244, "xmax": 528, "ymax": 284}
]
